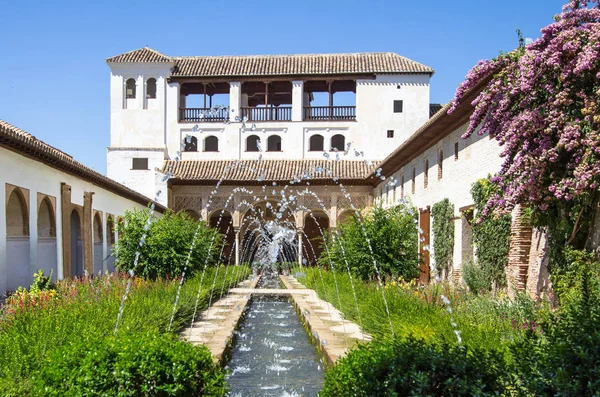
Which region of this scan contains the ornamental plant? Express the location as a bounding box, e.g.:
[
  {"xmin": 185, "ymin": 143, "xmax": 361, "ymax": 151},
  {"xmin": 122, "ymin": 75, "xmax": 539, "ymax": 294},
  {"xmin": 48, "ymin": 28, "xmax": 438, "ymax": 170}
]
[
  {"xmin": 431, "ymin": 198, "xmax": 455, "ymax": 279},
  {"xmin": 113, "ymin": 209, "xmax": 222, "ymax": 280},
  {"xmin": 451, "ymin": 0, "xmax": 600, "ymax": 253}
]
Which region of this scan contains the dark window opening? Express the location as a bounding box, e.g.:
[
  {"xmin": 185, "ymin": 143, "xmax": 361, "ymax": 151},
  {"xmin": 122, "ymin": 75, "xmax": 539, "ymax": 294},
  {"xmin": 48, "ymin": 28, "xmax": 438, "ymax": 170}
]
[
  {"xmin": 184, "ymin": 136, "xmax": 198, "ymax": 152},
  {"xmin": 146, "ymin": 78, "xmax": 157, "ymax": 99},
  {"xmin": 126, "ymin": 78, "xmax": 136, "ymax": 99},
  {"xmin": 204, "ymin": 136, "xmax": 219, "ymax": 152},
  {"xmin": 309, "ymin": 134, "xmax": 324, "ymax": 151},
  {"xmin": 454, "ymin": 142, "xmax": 459, "ymax": 160},
  {"xmin": 393, "ymin": 100, "xmax": 403, "ymax": 113},
  {"xmin": 267, "ymin": 135, "xmax": 282, "ymax": 152},
  {"xmin": 412, "ymin": 167, "xmax": 416, "ymax": 194},
  {"xmin": 387, "ymin": 130, "xmax": 394, "ymax": 138},
  {"xmin": 401, "ymin": 175, "xmax": 405, "ymax": 198},
  {"xmin": 132, "ymin": 158, "xmax": 148, "ymax": 170},
  {"xmin": 246, "ymin": 135, "xmax": 260, "ymax": 152},
  {"xmin": 424, "ymin": 159, "xmax": 429, "ymax": 188},
  {"xmin": 330, "ymin": 134, "xmax": 345, "ymax": 151}
]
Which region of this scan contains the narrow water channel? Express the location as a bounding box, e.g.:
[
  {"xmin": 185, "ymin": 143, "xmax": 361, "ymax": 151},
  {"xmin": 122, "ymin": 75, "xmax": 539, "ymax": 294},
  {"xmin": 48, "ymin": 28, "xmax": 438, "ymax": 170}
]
[{"xmin": 226, "ymin": 276, "xmax": 325, "ymax": 396}]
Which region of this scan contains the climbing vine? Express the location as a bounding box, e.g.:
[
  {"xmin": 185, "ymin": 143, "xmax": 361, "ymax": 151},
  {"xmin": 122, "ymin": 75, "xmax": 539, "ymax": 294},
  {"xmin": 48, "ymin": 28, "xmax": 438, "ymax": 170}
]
[
  {"xmin": 471, "ymin": 177, "xmax": 512, "ymax": 288},
  {"xmin": 431, "ymin": 198, "xmax": 455, "ymax": 279}
]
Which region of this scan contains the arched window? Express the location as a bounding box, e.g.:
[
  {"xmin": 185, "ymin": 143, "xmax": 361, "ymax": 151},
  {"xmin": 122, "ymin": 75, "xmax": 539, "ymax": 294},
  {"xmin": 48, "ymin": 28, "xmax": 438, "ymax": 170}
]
[
  {"xmin": 6, "ymin": 189, "xmax": 28, "ymax": 236},
  {"xmin": 424, "ymin": 159, "xmax": 429, "ymax": 188},
  {"xmin": 107, "ymin": 215, "xmax": 116, "ymax": 245},
  {"xmin": 309, "ymin": 134, "xmax": 324, "ymax": 151},
  {"xmin": 331, "ymin": 134, "xmax": 345, "ymax": 151},
  {"xmin": 401, "ymin": 174, "xmax": 405, "ymax": 198},
  {"xmin": 246, "ymin": 135, "xmax": 260, "ymax": 152},
  {"xmin": 267, "ymin": 135, "xmax": 282, "ymax": 152},
  {"xmin": 412, "ymin": 167, "xmax": 416, "ymax": 194},
  {"xmin": 146, "ymin": 78, "xmax": 156, "ymax": 99},
  {"xmin": 204, "ymin": 136, "xmax": 218, "ymax": 152},
  {"xmin": 438, "ymin": 149, "xmax": 443, "ymax": 179},
  {"xmin": 125, "ymin": 78, "xmax": 136, "ymax": 99},
  {"xmin": 184, "ymin": 136, "xmax": 198, "ymax": 152},
  {"xmin": 38, "ymin": 197, "xmax": 56, "ymax": 237}
]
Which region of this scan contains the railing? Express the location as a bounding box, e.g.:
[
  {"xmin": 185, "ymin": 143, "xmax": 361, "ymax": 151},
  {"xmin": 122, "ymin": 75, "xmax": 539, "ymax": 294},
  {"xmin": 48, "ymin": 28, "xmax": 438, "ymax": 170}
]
[
  {"xmin": 241, "ymin": 107, "xmax": 292, "ymax": 121},
  {"xmin": 179, "ymin": 108, "xmax": 229, "ymax": 122},
  {"xmin": 303, "ymin": 106, "xmax": 356, "ymax": 121}
]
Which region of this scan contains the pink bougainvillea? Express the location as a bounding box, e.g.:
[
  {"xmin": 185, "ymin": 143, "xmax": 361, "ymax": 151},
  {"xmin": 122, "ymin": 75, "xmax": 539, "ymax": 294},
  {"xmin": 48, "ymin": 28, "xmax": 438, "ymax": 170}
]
[{"xmin": 451, "ymin": 0, "xmax": 600, "ymax": 218}]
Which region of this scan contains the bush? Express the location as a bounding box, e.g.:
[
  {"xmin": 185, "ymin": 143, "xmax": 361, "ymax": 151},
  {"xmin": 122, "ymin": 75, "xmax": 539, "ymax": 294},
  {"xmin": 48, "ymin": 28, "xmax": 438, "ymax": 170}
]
[
  {"xmin": 471, "ymin": 177, "xmax": 511, "ymax": 288},
  {"xmin": 319, "ymin": 204, "xmax": 419, "ymax": 281},
  {"xmin": 461, "ymin": 259, "xmax": 491, "ymax": 294},
  {"xmin": 511, "ymin": 250, "xmax": 600, "ymax": 396},
  {"xmin": 114, "ymin": 209, "xmax": 223, "ymax": 279},
  {"xmin": 320, "ymin": 337, "xmax": 509, "ymax": 396},
  {"xmin": 31, "ymin": 332, "xmax": 225, "ymax": 396},
  {"xmin": 431, "ymin": 199, "xmax": 455, "ymax": 279}
]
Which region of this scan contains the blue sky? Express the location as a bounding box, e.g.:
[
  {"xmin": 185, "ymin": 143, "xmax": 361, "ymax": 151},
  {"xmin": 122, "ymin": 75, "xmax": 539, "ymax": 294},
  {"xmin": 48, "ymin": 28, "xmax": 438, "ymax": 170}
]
[{"xmin": 0, "ymin": 0, "xmax": 566, "ymax": 174}]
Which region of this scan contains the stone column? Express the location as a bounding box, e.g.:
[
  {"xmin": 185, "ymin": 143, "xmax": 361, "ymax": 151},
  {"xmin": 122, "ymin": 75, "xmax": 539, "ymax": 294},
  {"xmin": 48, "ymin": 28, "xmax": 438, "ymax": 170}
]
[
  {"xmin": 235, "ymin": 227, "xmax": 241, "ymax": 266},
  {"xmin": 83, "ymin": 192, "xmax": 94, "ymax": 275},
  {"xmin": 297, "ymin": 228, "xmax": 303, "ymax": 266},
  {"xmin": 292, "ymin": 80, "xmax": 304, "ymax": 121},
  {"xmin": 229, "ymin": 82, "xmax": 241, "ymax": 121},
  {"xmin": 0, "ymin": 183, "xmax": 6, "ymax": 294}
]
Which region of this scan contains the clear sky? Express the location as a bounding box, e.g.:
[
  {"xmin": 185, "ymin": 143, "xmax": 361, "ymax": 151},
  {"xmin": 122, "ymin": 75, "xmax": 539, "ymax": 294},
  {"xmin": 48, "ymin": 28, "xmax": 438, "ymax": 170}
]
[{"xmin": 0, "ymin": 0, "xmax": 567, "ymax": 174}]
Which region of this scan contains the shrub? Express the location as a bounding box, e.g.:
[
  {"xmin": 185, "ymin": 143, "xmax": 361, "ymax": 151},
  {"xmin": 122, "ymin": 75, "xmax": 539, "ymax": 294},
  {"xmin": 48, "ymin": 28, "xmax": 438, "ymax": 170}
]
[
  {"xmin": 319, "ymin": 204, "xmax": 419, "ymax": 281},
  {"xmin": 431, "ymin": 198, "xmax": 455, "ymax": 279},
  {"xmin": 113, "ymin": 209, "xmax": 223, "ymax": 279},
  {"xmin": 31, "ymin": 331, "xmax": 226, "ymax": 396},
  {"xmin": 471, "ymin": 177, "xmax": 511, "ymax": 288},
  {"xmin": 511, "ymin": 250, "xmax": 600, "ymax": 396},
  {"xmin": 320, "ymin": 337, "xmax": 509, "ymax": 396},
  {"xmin": 461, "ymin": 259, "xmax": 491, "ymax": 294}
]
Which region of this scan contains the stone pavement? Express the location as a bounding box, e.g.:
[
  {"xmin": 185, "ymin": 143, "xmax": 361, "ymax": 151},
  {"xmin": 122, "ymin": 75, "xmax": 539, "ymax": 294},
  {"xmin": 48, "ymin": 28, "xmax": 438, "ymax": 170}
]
[
  {"xmin": 279, "ymin": 274, "xmax": 372, "ymax": 366},
  {"xmin": 181, "ymin": 275, "xmax": 260, "ymax": 364}
]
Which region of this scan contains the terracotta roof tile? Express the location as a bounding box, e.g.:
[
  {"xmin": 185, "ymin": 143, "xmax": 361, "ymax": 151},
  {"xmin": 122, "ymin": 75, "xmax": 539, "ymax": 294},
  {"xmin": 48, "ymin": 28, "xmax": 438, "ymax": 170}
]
[
  {"xmin": 107, "ymin": 47, "xmax": 433, "ymax": 76},
  {"xmin": 106, "ymin": 47, "xmax": 173, "ymax": 63},
  {"xmin": 163, "ymin": 159, "xmax": 379, "ymax": 184},
  {"xmin": 0, "ymin": 119, "xmax": 167, "ymax": 212}
]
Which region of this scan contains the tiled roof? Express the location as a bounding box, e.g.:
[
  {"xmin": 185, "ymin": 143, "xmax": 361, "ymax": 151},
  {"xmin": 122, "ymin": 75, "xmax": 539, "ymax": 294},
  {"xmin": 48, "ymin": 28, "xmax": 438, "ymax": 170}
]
[
  {"xmin": 106, "ymin": 47, "xmax": 173, "ymax": 63},
  {"xmin": 163, "ymin": 159, "xmax": 380, "ymax": 185},
  {"xmin": 429, "ymin": 103, "xmax": 444, "ymax": 118},
  {"xmin": 107, "ymin": 47, "xmax": 434, "ymax": 77},
  {"xmin": 0, "ymin": 119, "xmax": 167, "ymax": 212}
]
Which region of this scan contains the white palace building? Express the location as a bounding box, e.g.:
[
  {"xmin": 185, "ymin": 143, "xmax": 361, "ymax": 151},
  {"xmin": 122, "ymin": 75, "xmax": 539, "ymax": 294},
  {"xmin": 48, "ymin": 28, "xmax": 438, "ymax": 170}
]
[{"xmin": 0, "ymin": 47, "xmax": 550, "ymax": 298}]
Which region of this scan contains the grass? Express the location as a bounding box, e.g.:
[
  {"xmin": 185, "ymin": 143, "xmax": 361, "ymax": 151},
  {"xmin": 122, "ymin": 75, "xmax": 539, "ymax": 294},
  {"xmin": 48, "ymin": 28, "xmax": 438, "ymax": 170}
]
[
  {"xmin": 295, "ymin": 268, "xmax": 538, "ymax": 352},
  {"xmin": 0, "ymin": 264, "xmax": 250, "ymax": 396}
]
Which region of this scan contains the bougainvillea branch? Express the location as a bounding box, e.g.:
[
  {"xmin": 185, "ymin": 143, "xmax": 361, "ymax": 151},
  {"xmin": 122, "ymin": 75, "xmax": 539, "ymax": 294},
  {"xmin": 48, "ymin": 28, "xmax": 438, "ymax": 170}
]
[{"xmin": 451, "ymin": 0, "xmax": 600, "ymax": 223}]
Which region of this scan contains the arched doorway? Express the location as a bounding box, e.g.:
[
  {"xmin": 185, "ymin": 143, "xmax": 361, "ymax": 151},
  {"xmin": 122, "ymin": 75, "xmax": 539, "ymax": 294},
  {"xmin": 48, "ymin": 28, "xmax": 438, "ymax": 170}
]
[
  {"xmin": 37, "ymin": 197, "xmax": 57, "ymax": 280},
  {"xmin": 209, "ymin": 210, "xmax": 235, "ymax": 264},
  {"xmin": 6, "ymin": 188, "xmax": 30, "ymax": 291},
  {"xmin": 93, "ymin": 213, "xmax": 103, "ymax": 274},
  {"xmin": 303, "ymin": 211, "xmax": 329, "ymax": 265},
  {"xmin": 70, "ymin": 210, "xmax": 84, "ymax": 277}
]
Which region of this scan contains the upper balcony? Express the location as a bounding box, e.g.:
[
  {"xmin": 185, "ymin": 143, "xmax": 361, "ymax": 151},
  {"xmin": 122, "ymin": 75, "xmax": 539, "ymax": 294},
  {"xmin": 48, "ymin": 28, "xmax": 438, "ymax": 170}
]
[{"xmin": 178, "ymin": 80, "xmax": 356, "ymax": 123}]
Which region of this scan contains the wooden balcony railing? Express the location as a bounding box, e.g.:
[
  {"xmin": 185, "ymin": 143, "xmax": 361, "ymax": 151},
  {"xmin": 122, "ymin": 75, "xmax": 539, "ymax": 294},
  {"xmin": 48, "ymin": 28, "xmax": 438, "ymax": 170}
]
[
  {"xmin": 303, "ymin": 106, "xmax": 356, "ymax": 121},
  {"xmin": 241, "ymin": 107, "xmax": 292, "ymax": 121},
  {"xmin": 179, "ymin": 108, "xmax": 228, "ymax": 122}
]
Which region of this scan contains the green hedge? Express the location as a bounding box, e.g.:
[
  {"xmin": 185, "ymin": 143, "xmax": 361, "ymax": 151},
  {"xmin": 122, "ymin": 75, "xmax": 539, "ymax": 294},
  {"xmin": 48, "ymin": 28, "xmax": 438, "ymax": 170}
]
[
  {"xmin": 31, "ymin": 332, "xmax": 225, "ymax": 396},
  {"xmin": 320, "ymin": 337, "xmax": 508, "ymax": 396},
  {"xmin": 431, "ymin": 198, "xmax": 455, "ymax": 279}
]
